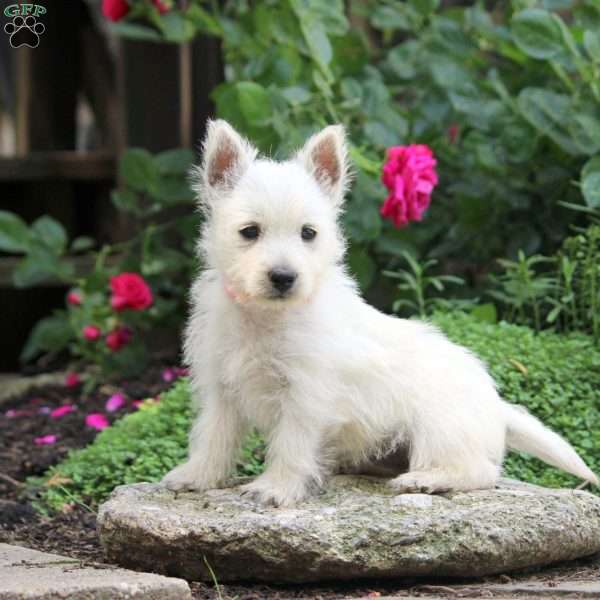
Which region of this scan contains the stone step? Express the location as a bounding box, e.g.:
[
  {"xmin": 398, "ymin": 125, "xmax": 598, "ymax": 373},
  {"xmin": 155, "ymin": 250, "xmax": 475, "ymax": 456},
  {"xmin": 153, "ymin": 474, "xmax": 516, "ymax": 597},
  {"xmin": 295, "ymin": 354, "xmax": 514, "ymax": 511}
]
[
  {"xmin": 98, "ymin": 475, "xmax": 600, "ymax": 584},
  {"xmin": 0, "ymin": 543, "xmax": 191, "ymax": 599}
]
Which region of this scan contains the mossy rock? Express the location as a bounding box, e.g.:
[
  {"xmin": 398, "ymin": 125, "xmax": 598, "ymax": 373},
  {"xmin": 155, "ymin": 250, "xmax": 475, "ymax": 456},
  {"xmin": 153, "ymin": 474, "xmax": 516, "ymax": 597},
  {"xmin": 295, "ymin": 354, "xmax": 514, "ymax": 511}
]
[{"xmin": 98, "ymin": 476, "xmax": 600, "ymax": 583}]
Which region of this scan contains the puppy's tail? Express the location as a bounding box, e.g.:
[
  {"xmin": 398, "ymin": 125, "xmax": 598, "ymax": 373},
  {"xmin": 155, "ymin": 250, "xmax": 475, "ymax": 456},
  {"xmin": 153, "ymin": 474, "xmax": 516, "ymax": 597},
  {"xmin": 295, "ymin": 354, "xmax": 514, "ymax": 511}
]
[{"xmin": 504, "ymin": 403, "xmax": 598, "ymax": 486}]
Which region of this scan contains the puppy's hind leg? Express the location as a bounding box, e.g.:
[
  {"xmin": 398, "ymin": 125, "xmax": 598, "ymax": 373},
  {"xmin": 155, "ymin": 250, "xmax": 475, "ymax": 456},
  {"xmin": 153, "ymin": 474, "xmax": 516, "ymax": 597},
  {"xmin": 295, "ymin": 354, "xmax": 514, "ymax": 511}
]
[{"xmin": 389, "ymin": 460, "xmax": 500, "ymax": 494}]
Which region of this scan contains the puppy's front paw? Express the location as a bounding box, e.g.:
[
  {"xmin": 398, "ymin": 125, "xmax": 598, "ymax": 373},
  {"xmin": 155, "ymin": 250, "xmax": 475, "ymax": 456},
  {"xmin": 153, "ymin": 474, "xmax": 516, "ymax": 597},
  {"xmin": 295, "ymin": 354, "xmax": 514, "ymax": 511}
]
[
  {"xmin": 389, "ymin": 471, "xmax": 450, "ymax": 494},
  {"xmin": 161, "ymin": 461, "xmax": 215, "ymax": 492},
  {"xmin": 240, "ymin": 475, "xmax": 309, "ymax": 508}
]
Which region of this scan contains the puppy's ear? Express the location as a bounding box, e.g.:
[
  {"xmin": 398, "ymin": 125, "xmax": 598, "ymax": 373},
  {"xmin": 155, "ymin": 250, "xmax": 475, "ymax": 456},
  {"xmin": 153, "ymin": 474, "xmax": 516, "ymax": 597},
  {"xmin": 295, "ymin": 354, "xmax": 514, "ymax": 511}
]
[
  {"xmin": 195, "ymin": 120, "xmax": 257, "ymax": 200},
  {"xmin": 297, "ymin": 125, "xmax": 350, "ymax": 207}
]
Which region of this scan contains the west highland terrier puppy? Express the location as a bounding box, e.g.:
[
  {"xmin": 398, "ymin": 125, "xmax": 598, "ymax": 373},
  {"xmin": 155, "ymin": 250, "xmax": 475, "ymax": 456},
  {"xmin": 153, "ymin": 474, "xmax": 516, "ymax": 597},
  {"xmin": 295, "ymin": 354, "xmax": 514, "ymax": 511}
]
[{"xmin": 162, "ymin": 119, "xmax": 598, "ymax": 506}]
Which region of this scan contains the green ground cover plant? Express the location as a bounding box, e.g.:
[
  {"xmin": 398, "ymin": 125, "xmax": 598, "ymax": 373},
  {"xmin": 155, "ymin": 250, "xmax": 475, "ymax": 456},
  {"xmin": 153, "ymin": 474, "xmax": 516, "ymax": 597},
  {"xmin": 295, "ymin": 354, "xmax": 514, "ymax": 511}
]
[
  {"xmin": 490, "ymin": 223, "xmax": 600, "ymax": 341},
  {"xmin": 38, "ymin": 313, "xmax": 600, "ymax": 510}
]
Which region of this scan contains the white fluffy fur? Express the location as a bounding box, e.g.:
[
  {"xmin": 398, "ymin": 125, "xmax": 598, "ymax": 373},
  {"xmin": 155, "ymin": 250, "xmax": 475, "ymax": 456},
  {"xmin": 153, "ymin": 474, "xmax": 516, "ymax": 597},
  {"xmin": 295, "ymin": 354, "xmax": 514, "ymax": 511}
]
[{"xmin": 162, "ymin": 120, "xmax": 598, "ymax": 506}]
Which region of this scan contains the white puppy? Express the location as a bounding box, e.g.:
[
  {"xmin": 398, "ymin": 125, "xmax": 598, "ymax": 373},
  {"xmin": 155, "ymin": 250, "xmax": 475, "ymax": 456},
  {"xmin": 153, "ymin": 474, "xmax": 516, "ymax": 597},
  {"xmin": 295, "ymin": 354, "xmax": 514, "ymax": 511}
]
[{"xmin": 162, "ymin": 120, "xmax": 598, "ymax": 506}]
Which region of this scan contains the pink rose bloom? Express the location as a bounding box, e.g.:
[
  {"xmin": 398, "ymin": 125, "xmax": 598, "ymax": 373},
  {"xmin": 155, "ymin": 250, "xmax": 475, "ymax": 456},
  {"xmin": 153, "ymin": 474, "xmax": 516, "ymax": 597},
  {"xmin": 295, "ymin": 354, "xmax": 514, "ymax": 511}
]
[
  {"xmin": 105, "ymin": 393, "xmax": 125, "ymax": 413},
  {"xmin": 67, "ymin": 291, "xmax": 82, "ymax": 306},
  {"xmin": 83, "ymin": 325, "xmax": 101, "ymax": 341},
  {"xmin": 50, "ymin": 405, "xmax": 76, "ymax": 419},
  {"xmin": 65, "ymin": 373, "xmax": 81, "ymax": 388},
  {"xmin": 380, "ymin": 144, "xmax": 438, "ymax": 228},
  {"xmin": 448, "ymin": 124, "xmax": 460, "ymax": 145},
  {"xmin": 102, "ymin": 0, "xmax": 130, "ymax": 21},
  {"xmin": 35, "ymin": 434, "xmax": 57, "ymax": 445},
  {"xmin": 86, "ymin": 413, "xmax": 109, "ymax": 431},
  {"xmin": 105, "ymin": 327, "xmax": 132, "ymax": 352},
  {"xmin": 110, "ymin": 273, "xmax": 153, "ymax": 311},
  {"xmin": 153, "ymin": 0, "xmax": 170, "ymax": 13}
]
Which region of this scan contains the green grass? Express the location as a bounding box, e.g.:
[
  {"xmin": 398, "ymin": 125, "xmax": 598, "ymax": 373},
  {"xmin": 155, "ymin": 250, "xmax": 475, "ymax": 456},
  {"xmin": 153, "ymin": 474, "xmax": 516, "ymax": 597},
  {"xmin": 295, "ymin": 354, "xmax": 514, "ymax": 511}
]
[{"xmin": 38, "ymin": 313, "xmax": 600, "ymax": 510}]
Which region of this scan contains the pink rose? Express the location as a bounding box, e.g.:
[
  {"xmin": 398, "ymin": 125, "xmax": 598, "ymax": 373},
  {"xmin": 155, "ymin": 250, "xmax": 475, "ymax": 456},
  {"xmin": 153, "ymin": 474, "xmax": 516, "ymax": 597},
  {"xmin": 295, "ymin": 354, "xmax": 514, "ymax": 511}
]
[
  {"xmin": 50, "ymin": 405, "xmax": 76, "ymax": 419},
  {"xmin": 153, "ymin": 0, "xmax": 170, "ymax": 13},
  {"xmin": 105, "ymin": 327, "xmax": 132, "ymax": 352},
  {"xmin": 380, "ymin": 145, "xmax": 438, "ymax": 228},
  {"xmin": 83, "ymin": 325, "xmax": 101, "ymax": 341},
  {"xmin": 67, "ymin": 291, "xmax": 82, "ymax": 306},
  {"xmin": 448, "ymin": 124, "xmax": 460, "ymax": 145},
  {"xmin": 110, "ymin": 273, "xmax": 153, "ymax": 311},
  {"xmin": 102, "ymin": 0, "xmax": 129, "ymax": 21},
  {"xmin": 65, "ymin": 373, "xmax": 81, "ymax": 388},
  {"xmin": 86, "ymin": 413, "xmax": 109, "ymax": 431}
]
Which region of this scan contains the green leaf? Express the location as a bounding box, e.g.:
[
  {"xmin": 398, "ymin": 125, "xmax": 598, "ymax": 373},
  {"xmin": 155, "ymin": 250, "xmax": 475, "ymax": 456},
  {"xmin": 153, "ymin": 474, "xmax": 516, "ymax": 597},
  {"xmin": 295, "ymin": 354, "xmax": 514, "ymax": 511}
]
[
  {"xmin": 236, "ymin": 81, "xmax": 272, "ymax": 125},
  {"xmin": 111, "ymin": 189, "xmax": 141, "ymax": 215},
  {"xmin": 581, "ymin": 156, "xmax": 600, "ymax": 208},
  {"xmin": 584, "ymin": 30, "xmax": 600, "ymax": 62},
  {"xmin": 280, "ymin": 86, "xmax": 312, "ymax": 105},
  {"xmin": 409, "ymin": 0, "xmax": 440, "ymax": 17},
  {"xmin": 185, "ymin": 4, "xmax": 222, "ymax": 36},
  {"xmin": 471, "ymin": 303, "xmax": 498, "ymax": 324},
  {"xmin": 120, "ymin": 149, "xmax": 158, "ymax": 193},
  {"xmin": 387, "ymin": 42, "xmax": 419, "ymax": 80},
  {"xmin": 31, "ymin": 216, "xmax": 67, "ymax": 254},
  {"xmin": 347, "ymin": 246, "xmax": 376, "ymax": 292},
  {"xmin": 21, "ymin": 313, "xmax": 73, "ymax": 362},
  {"xmin": 158, "ymin": 12, "xmax": 196, "ymax": 43},
  {"xmin": 152, "ymin": 177, "xmax": 195, "ymax": 205},
  {"xmin": 71, "ymin": 236, "xmax": 95, "ymax": 253},
  {"xmin": 109, "ymin": 22, "xmax": 163, "ymax": 42},
  {"xmin": 0, "ymin": 211, "xmax": 30, "ymax": 253},
  {"xmin": 154, "ymin": 149, "xmax": 195, "ymax": 175},
  {"xmin": 511, "ymin": 9, "xmax": 565, "ymax": 60},
  {"xmin": 363, "ymin": 121, "xmax": 399, "ymax": 148},
  {"xmin": 289, "ymin": 0, "xmax": 333, "ymax": 79},
  {"xmin": 517, "ymin": 88, "xmax": 580, "ymax": 155},
  {"xmin": 371, "ymin": 5, "xmax": 411, "ymax": 31},
  {"xmin": 12, "ymin": 254, "xmax": 61, "ymax": 288}
]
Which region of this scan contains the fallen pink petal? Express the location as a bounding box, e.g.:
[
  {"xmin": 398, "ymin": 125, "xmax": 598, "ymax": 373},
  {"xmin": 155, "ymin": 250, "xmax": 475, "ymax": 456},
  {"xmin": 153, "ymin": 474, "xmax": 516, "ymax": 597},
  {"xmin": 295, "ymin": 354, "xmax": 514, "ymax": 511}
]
[
  {"xmin": 50, "ymin": 405, "xmax": 76, "ymax": 419},
  {"xmin": 86, "ymin": 413, "xmax": 109, "ymax": 431},
  {"xmin": 105, "ymin": 393, "xmax": 125, "ymax": 413},
  {"xmin": 161, "ymin": 368, "xmax": 176, "ymax": 383},
  {"xmin": 6, "ymin": 409, "xmax": 32, "ymax": 418},
  {"xmin": 34, "ymin": 434, "xmax": 57, "ymax": 446}
]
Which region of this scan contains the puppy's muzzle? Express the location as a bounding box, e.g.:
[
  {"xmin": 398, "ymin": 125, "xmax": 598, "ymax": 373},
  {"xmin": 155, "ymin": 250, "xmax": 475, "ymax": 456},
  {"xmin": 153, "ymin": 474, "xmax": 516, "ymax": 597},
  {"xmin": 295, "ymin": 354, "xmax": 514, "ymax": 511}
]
[{"xmin": 268, "ymin": 269, "xmax": 297, "ymax": 296}]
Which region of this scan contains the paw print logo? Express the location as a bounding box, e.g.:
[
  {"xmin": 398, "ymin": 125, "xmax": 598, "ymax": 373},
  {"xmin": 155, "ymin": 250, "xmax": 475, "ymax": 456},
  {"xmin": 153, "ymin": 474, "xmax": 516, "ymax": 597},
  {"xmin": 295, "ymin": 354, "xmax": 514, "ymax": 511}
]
[{"xmin": 4, "ymin": 15, "xmax": 45, "ymax": 48}]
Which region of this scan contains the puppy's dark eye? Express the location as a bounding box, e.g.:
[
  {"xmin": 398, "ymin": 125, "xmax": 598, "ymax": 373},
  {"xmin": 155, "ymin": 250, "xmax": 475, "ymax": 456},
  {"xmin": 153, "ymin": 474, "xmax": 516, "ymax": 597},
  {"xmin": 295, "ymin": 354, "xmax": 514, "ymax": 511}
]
[
  {"xmin": 301, "ymin": 226, "xmax": 317, "ymax": 241},
  {"xmin": 240, "ymin": 225, "xmax": 260, "ymax": 240}
]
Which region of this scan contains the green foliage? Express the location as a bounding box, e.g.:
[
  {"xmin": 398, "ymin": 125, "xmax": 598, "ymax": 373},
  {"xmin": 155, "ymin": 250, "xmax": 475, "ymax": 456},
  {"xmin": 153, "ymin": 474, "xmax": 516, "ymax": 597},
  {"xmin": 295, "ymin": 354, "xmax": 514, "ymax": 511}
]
[
  {"xmin": 7, "ymin": 147, "xmax": 199, "ymax": 381},
  {"xmin": 108, "ymin": 0, "xmax": 599, "ymax": 291},
  {"xmin": 489, "ymin": 225, "xmax": 600, "ymax": 342},
  {"xmin": 39, "ymin": 379, "xmax": 265, "ymax": 510},
  {"xmin": 0, "ymin": 212, "xmax": 74, "ymax": 287},
  {"xmin": 38, "ymin": 315, "xmax": 599, "ymax": 510},
  {"xmin": 384, "ymin": 251, "xmax": 469, "ymax": 318}
]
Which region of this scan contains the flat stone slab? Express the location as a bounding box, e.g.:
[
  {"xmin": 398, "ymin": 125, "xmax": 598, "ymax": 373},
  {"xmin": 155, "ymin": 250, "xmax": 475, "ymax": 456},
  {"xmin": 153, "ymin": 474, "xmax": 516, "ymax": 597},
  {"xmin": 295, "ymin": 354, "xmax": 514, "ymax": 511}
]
[
  {"xmin": 485, "ymin": 580, "xmax": 600, "ymax": 597},
  {"xmin": 98, "ymin": 476, "xmax": 600, "ymax": 584},
  {"xmin": 0, "ymin": 543, "xmax": 191, "ymax": 599}
]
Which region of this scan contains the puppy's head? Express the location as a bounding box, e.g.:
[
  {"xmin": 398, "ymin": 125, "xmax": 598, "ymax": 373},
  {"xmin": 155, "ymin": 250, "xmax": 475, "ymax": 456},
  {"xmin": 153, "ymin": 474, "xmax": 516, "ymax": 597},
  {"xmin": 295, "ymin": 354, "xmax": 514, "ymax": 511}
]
[{"xmin": 194, "ymin": 120, "xmax": 350, "ymax": 308}]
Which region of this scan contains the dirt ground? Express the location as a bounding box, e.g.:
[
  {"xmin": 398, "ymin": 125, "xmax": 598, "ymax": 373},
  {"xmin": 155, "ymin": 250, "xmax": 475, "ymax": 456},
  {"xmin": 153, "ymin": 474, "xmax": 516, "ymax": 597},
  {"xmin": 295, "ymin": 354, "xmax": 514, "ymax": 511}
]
[{"xmin": 1, "ymin": 374, "xmax": 599, "ymax": 599}]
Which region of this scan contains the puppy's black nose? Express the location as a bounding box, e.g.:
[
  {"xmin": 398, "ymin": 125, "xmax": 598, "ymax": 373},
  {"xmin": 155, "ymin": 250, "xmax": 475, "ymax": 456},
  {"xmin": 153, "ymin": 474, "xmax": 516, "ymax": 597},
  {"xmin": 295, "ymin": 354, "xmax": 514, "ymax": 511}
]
[{"xmin": 269, "ymin": 269, "xmax": 297, "ymax": 293}]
